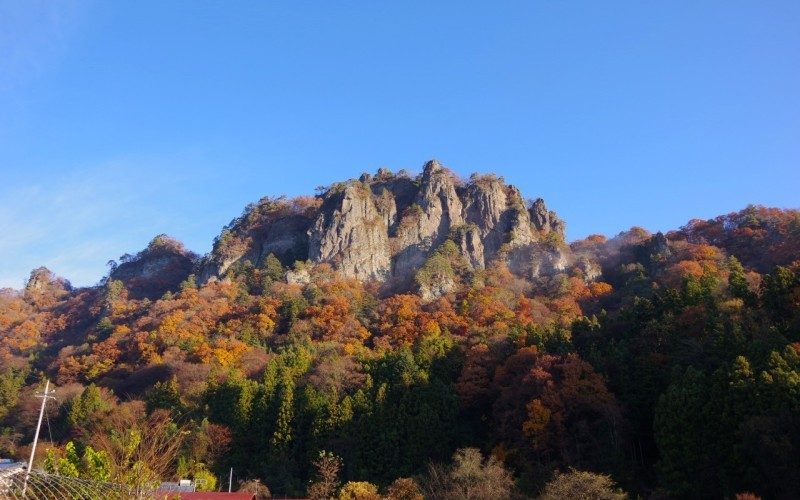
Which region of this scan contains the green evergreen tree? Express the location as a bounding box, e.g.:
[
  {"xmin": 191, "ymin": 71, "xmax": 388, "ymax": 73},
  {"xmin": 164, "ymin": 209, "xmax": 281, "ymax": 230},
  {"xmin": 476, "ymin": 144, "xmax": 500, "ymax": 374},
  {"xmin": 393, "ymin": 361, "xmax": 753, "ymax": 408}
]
[
  {"xmin": 67, "ymin": 384, "xmax": 111, "ymax": 430},
  {"xmin": 263, "ymin": 253, "xmax": 285, "ymax": 282},
  {"xmin": 727, "ymin": 257, "xmax": 754, "ymax": 304},
  {"xmin": 271, "ymin": 374, "xmax": 295, "ymax": 450},
  {"xmin": 654, "ymin": 368, "xmax": 715, "ymax": 497},
  {"xmin": 146, "ymin": 376, "xmax": 184, "ymax": 414},
  {"xmin": 0, "ymin": 368, "xmax": 25, "ymax": 421}
]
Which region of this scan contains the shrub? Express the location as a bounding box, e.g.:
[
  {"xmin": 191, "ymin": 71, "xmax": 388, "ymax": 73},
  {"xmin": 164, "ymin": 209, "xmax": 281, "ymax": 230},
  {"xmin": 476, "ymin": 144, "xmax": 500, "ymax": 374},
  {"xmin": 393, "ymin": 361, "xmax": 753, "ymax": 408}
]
[
  {"xmin": 239, "ymin": 479, "xmax": 272, "ymax": 499},
  {"xmin": 538, "ymin": 469, "xmax": 627, "ymax": 500},
  {"xmin": 384, "ymin": 477, "xmax": 423, "ymax": 500},
  {"xmin": 422, "ymin": 447, "xmax": 514, "ymax": 499},
  {"xmin": 338, "ymin": 481, "xmax": 380, "ymax": 500}
]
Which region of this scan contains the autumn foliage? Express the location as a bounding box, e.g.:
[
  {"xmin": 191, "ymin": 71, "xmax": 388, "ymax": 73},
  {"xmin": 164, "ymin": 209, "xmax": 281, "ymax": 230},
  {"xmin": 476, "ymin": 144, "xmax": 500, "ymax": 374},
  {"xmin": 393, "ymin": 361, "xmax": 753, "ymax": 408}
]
[{"xmin": 2, "ymin": 204, "xmax": 800, "ymax": 498}]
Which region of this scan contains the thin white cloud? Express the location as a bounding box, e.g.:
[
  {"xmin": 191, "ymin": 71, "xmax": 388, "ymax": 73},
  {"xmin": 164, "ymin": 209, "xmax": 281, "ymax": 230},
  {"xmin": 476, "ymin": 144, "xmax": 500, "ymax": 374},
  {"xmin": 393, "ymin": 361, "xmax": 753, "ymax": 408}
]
[{"xmin": 0, "ymin": 156, "xmax": 200, "ymax": 289}]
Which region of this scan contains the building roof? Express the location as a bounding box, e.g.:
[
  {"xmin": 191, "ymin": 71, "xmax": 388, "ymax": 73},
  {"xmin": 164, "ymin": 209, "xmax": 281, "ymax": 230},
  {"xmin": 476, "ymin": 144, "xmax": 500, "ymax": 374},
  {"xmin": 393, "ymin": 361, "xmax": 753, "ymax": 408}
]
[
  {"xmin": 158, "ymin": 493, "xmax": 257, "ymax": 500},
  {"xmin": 0, "ymin": 460, "xmax": 24, "ymax": 470},
  {"xmin": 158, "ymin": 480, "xmax": 196, "ymax": 492}
]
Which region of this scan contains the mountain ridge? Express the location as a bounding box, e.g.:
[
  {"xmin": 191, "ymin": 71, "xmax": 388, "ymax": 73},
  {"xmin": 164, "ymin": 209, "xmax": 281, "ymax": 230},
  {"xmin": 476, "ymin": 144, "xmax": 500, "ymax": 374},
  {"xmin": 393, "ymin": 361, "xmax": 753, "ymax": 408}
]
[
  {"xmin": 6, "ymin": 161, "xmax": 799, "ymax": 304},
  {"xmin": 198, "ymin": 160, "xmax": 570, "ymax": 290},
  {"xmin": 2, "ymin": 167, "xmax": 799, "ymax": 498}
]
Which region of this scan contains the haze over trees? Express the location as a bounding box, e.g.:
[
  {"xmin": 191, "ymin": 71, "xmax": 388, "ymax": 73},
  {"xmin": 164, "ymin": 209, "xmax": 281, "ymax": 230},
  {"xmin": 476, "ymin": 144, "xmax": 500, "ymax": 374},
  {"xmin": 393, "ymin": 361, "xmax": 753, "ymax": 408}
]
[{"xmin": 1, "ymin": 164, "xmax": 799, "ymax": 498}]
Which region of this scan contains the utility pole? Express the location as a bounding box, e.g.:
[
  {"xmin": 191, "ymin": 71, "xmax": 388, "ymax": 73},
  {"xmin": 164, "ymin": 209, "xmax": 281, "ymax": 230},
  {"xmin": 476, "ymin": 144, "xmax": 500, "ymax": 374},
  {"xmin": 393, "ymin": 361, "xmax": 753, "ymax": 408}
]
[{"xmin": 23, "ymin": 379, "xmax": 55, "ymax": 495}]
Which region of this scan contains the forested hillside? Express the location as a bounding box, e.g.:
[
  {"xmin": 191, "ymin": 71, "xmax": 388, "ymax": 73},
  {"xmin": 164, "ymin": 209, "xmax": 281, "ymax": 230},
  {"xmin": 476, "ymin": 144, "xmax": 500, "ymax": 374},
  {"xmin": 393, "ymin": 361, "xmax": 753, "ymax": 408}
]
[{"xmin": 1, "ymin": 165, "xmax": 799, "ymax": 499}]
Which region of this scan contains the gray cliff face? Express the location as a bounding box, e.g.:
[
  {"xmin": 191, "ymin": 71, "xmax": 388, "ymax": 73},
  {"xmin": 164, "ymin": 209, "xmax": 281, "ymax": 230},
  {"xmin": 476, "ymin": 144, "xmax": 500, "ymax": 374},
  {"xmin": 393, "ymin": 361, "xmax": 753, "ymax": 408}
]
[
  {"xmin": 452, "ymin": 225, "xmax": 484, "ymax": 270},
  {"xmin": 415, "ymin": 161, "xmax": 465, "ymax": 241},
  {"xmin": 391, "ymin": 161, "xmax": 464, "ymax": 281},
  {"xmin": 308, "ymin": 183, "xmax": 391, "ymax": 281},
  {"xmin": 419, "ymin": 276, "xmax": 457, "ymax": 303},
  {"xmin": 198, "ymin": 198, "xmax": 314, "ymax": 283},
  {"xmin": 529, "ymin": 197, "xmax": 566, "ymax": 239},
  {"xmin": 202, "ymin": 160, "xmax": 577, "ymax": 288},
  {"xmin": 577, "ymin": 256, "xmax": 602, "ymax": 282},
  {"xmin": 462, "ymin": 176, "xmax": 508, "ymax": 262},
  {"xmin": 506, "ymin": 187, "xmax": 536, "ymax": 248},
  {"xmin": 462, "ymin": 178, "xmax": 535, "ymax": 266}
]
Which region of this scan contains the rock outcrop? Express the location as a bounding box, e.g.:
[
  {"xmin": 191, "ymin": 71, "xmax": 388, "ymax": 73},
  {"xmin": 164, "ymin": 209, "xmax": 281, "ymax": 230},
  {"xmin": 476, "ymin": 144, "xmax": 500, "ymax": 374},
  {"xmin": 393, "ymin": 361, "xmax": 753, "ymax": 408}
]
[
  {"xmin": 23, "ymin": 267, "xmax": 72, "ymax": 307},
  {"xmin": 308, "ymin": 182, "xmax": 392, "ymax": 281},
  {"xmin": 25, "ymin": 267, "xmax": 71, "ymax": 294},
  {"xmin": 198, "ymin": 197, "xmax": 316, "ymax": 283},
  {"xmin": 201, "ymin": 160, "xmax": 578, "ymax": 290},
  {"xmin": 530, "ymin": 197, "xmax": 565, "ymax": 238},
  {"xmin": 462, "ymin": 176, "xmax": 535, "ymax": 265},
  {"xmin": 390, "ymin": 161, "xmax": 464, "ymax": 282},
  {"xmin": 110, "ymin": 235, "xmax": 197, "ymax": 299}
]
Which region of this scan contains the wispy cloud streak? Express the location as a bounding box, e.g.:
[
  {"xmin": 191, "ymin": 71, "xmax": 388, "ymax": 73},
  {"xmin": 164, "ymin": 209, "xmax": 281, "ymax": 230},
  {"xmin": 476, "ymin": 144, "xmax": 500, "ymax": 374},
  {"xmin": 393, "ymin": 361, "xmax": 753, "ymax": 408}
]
[{"xmin": 0, "ymin": 158, "xmax": 197, "ymax": 289}]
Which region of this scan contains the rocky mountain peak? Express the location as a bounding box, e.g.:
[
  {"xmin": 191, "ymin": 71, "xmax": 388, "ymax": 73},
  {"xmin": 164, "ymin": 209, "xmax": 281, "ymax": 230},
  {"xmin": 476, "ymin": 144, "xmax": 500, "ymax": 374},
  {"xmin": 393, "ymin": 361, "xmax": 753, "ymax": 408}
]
[
  {"xmin": 109, "ymin": 234, "xmax": 197, "ymax": 299},
  {"xmin": 25, "ymin": 267, "xmax": 71, "ymax": 295},
  {"xmin": 529, "ymin": 197, "xmax": 565, "ymax": 237},
  {"xmin": 422, "ymin": 159, "xmax": 444, "ymax": 174},
  {"xmin": 23, "ymin": 266, "xmax": 72, "ymax": 307},
  {"xmin": 201, "ymin": 161, "xmax": 575, "ymax": 292},
  {"xmin": 415, "ymin": 160, "xmax": 464, "ymax": 241}
]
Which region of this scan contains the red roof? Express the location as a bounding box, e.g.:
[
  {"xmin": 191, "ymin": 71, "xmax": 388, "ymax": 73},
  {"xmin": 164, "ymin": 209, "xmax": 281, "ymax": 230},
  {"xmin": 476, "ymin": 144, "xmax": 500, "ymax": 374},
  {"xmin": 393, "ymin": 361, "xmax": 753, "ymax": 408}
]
[{"xmin": 160, "ymin": 493, "xmax": 256, "ymax": 500}]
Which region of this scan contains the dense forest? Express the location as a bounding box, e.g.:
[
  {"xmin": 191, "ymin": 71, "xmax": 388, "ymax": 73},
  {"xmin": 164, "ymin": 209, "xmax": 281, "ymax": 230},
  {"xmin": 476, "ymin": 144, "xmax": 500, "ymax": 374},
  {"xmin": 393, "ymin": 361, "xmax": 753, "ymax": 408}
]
[{"xmin": 1, "ymin": 167, "xmax": 799, "ymax": 498}]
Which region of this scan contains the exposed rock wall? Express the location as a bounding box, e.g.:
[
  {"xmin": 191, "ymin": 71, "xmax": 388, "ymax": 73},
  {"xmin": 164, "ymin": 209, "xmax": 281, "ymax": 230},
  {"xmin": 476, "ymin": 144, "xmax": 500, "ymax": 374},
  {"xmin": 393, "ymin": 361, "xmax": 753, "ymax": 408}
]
[
  {"xmin": 390, "ymin": 161, "xmax": 464, "ymax": 281},
  {"xmin": 110, "ymin": 235, "xmax": 197, "ymax": 299},
  {"xmin": 308, "ymin": 183, "xmax": 392, "ymax": 281},
  {"xmin": 198, "ymin": 198, "xmax": 314, "ymax": 283},
  {"xmin": 202, "ymin": 160, "xmax": 575, "ymax": 287}
]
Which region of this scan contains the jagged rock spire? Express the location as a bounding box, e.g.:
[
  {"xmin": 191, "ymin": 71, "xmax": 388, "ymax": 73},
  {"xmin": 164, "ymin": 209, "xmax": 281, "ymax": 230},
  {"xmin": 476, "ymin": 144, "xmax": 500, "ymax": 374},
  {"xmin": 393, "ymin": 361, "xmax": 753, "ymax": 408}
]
[{"xmin": 201, "ymin": 161, "xmax": 571, "ymax": 286}]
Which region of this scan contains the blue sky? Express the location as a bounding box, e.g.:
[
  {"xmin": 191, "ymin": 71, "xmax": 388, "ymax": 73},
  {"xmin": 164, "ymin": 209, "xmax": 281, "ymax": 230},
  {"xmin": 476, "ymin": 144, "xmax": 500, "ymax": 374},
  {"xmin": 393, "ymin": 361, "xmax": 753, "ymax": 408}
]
[{"xmin": 1, "ymin": 1, "xmax": 798, "ymax": 288}]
